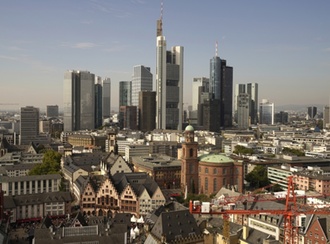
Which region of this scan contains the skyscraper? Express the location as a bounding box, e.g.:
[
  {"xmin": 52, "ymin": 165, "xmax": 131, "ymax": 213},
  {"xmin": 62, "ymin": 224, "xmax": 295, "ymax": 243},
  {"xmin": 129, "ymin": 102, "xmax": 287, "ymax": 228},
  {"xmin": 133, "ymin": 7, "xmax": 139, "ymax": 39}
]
[
  {"xmin": 191, "ymin": 77, "xmax": 209, "ymax": 125},
  {"xmin": 63, "ymin": 70, "xmax": 95, "ymax": 131},
  {"xmin": 132, "ymin": 65, "xmax": 153, "ymax": 127},
  {"xmin": 46, "ymin": 105, "xmax": 59, "ymax": 118},
  {"xmin": 307, "ymin": 106, "xmax": 317, "ymax": 119},
  {"xmin": 323, "ymin": 106, "xmax": 330, "ymax": 128},
  {"xmin": 139, "ymin": 91, "xmax": 156, "ymax": 132},
  {"xmin": 234, "ymin": 84, "xmax": 246, "ymax": 123},
  {"xmin": 209, "ymin": 48, "xmax": 233, "ymax": 128},
  {"xmin": 237, "ymin": 93, "xmax": 250, "ymax": 129},
  {"xmin": 156, "ymin": 4, "xmax": 183, "ymax": 131},
  {"xmin": 119, "ymin": 81, "xmax": 132, "ymax": 107},
  {"xmin": 20, "ymin": 106, "xmax": 39, "ymax": 145},
  {"xmin": 95, "ymin": 76, "xmax": 103, "ymax": 128},
  {"xmin": 247, "ymin": 83, "xmax": 258, "ymax": 124},
  {"xmin": 102, "ymin": 78, "xmax": 111, "ymax": 119},
  {"xmin": 259, "ymin": 99, "xmax": 275, "ymax": 125}
]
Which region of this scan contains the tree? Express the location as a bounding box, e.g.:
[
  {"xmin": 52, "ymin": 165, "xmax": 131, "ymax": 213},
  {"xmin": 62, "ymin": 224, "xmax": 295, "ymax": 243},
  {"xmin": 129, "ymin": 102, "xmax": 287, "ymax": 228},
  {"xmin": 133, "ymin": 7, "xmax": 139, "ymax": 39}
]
[
  {"xmin": 282, "ymin": 147, "xmax": 305, "ymax": 156},
  {"xmin": 245, "ymin": 165, "xmax": 270, "ymax": 189},
  {"xmin": 233, "ymin": 145, "xmax": 254, "ymax": 155},
  {"xmin": 29, "ymin": 150, "xmax": 62, "ymax": 175}
]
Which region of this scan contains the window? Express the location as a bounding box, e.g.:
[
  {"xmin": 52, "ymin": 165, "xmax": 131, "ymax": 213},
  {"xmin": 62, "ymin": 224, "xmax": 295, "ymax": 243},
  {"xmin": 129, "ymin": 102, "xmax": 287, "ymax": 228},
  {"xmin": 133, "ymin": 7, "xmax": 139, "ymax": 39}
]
[
  {"xmin": 205, "ymin": 168, "xmax": 209, "ymax": 174},
  {"xmin": 213, "ymin": 178, "xmax": 217, "ymax": 192},
  {"xmin": 213, "ymin": 168, "xmax": 217, "ymax": 174},
  {"xmin": 205, "ymin": 177, "xmax": 208, "ymax": 191}
]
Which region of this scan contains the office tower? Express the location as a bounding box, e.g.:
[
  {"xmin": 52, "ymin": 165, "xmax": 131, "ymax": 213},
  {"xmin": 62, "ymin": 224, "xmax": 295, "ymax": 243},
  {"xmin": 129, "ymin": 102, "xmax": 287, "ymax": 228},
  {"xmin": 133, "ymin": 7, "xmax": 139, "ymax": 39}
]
[
  {"xmin": 139, "ymin": 91, "xmax": 156, "ymax": 132},
  {"xmin": 324, "ymin": 106, "xmax": 330, "ymax": 128},
  {"xmin": 201, "ymin": 99, "xmax": 221, "ymax": 132},
  {"xmin": 209, "ymin": 44, "xmax": 233, "ymax": 128},
  {"xmin": 46, "ymin": 105, "xmax": 59, "ymax": 118},
  {"xmin": 132, "ymin": 65, "xmax": 153, "ymax": 126},
  {"xmin": 191, "ymin": 77, "xmax": 209, "ymax": 124},
  {"xmin": 275, "ymin": 111, "xmax": 289, "ymax": 124},
  {"xmin": 63, "ymin": 70, "xmax": 95, "ymax": 131},
  {"xmin": 20, "ymin": 106, "xmax": 39, "ymax": 145},
  {"xmin": 307, "ymin": 106, "xmax": 317, "ymax": 119},
  {"xmin": 247, "ymin": 83, "xmax": 258, "ymax": 124},
  {"xmin": 197, "ymin": 88, "xmax": 212, "ymax": 128},
  {"xmin": 119, "ymin": 81, "xmax": 132, "ymax": 107},
  {"xmin": 119, "ymin": 106, "xmax": 137, "ymax": 130},
  {"xmin": 237, "ymin": 93, "xmax": 250, "ymax": 129},
  {"xmin": 102, "ymin": 78, "xmax": 111, "ymax": 119},
  {"xmin": 259, "ymin": 99, "xmax": 275, "ymax": 125},
  {"xmin": 156, "ymin": 5, "xmax": 183, "ymax": 131},
  {"xmin": 234, "ymin": 84, "xmax": 246, "ymax": 123},
  {"xmin": 95, "ymin": 76, "xmax": 103, "ymax": 128}
]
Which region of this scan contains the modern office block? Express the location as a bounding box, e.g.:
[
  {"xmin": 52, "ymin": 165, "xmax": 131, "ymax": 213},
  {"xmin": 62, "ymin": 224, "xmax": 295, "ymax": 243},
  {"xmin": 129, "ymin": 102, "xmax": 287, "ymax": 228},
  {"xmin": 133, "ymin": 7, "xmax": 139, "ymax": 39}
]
[
  {"xmin": 63, "ymin": 70, "xmax": 95, "ymax": 131},
  {"xmin": 95, "ymin": 76, "xmax": 103, "ymax": 129},
  {"xmin": 20, "ymin": 106, "xmax": 39, "ymax": 145},
  {"xmin": 132, "ymin": 65, "xmax": 153, "ymax": 127},
  {"xmin": 119, "ymin": 106, "xmax": 137, "ymax": 130},
  {"xmin": 46, "ymin": 105, "xmax": 59, "ymax": 118},
  {"xmin": 247, "ymin": 83, "xmax": 258, "ymax": 124},
  {"xmin": 156, "ymin": 11, "xmax": 183, "ymax": 131},
  {"xmin": 102, "ymin": 78, "xmax": 111, "ymax": 119},
  {"xmin": 237, "ymin": 93, "xmax": 250, "ymax": 129},
  {"xmin": 307, "ymin": 106, "xmax": 317, "ymax": 119},
  {"xmin": 260, "ymin": 99, "xmax": 275, "ymax": 125},
  {"xmin": 324, "ymin": 106, "xmax": 330, "ymax": 128},
  {"xmin": 139, "ymin": 91, "xmax": 156, "ymax": 132},
  {"xmin": 209, "ymin": 50, "xmax": 233, "ymax": 128},
  {"xmin": 234, "ymin": 84, "xmax": 246, "ymax": 123},
  {"xmin": 119, "ymin": 81, "xmax": 132, "ymax": 107}
]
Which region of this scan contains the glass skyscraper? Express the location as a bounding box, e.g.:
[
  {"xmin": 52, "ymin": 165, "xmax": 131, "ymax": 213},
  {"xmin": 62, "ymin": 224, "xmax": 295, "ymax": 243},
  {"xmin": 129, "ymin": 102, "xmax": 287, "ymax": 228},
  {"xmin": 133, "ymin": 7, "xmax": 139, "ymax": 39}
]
[{"xmin": 63, "ymin": 70, "xmax": 95, "ymax": 131}]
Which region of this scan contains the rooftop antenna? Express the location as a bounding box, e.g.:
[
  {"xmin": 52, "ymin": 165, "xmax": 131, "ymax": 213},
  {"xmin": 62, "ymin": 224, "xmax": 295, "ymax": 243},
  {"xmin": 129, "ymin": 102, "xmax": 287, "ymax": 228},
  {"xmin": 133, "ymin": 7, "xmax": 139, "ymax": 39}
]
[
  {"xmin": 215, "ymin": 41, "xmax": 218, "ymax": 57},
  {"xmin": 157, "ymin": 0, "xmax": 164, "ymax": 36}
]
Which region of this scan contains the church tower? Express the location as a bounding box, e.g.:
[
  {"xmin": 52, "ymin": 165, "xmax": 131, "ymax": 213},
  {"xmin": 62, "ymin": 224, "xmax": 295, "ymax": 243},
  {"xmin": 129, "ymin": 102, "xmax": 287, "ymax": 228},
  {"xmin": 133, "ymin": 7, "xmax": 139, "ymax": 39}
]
[{"xmin": 181, "ymin": 125, "xmax": 199, "ymax": 194}]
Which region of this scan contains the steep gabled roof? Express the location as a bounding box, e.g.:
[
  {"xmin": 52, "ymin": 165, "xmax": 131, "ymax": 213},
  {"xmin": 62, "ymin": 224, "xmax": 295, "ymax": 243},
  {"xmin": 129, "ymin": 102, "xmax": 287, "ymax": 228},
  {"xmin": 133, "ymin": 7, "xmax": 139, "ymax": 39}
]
[{"xmin": 150, "ymin": 210, "xmax": 202, "ymax": 242}]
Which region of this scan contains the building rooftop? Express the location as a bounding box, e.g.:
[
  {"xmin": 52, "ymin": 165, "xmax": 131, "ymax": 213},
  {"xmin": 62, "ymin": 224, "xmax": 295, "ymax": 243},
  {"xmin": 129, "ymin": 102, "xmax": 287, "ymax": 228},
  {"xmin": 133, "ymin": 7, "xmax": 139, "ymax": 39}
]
[{"xmin": 199, "ymin": 154, "xmax": 234, "ymax": 164}]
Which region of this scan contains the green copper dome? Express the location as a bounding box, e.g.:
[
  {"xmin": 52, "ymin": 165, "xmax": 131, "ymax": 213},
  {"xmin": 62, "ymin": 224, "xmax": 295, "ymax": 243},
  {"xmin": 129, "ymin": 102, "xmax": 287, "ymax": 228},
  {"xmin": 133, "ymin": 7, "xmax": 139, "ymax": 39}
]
[
  {"xmin": 185, "ymin": 125, "xmax": 194, "ymax": 132},
  {"xmin": 199, "ymin": 154, "xmax": 234, "ymax": 163}
]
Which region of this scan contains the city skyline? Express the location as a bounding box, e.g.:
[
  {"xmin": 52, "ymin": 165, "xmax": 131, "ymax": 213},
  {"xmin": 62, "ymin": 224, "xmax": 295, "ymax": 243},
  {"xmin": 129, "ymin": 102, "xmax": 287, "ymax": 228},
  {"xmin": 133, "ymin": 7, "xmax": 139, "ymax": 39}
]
[{"xmin": 1, "ymin": 1, "xmax": 330, "ymax": 111}]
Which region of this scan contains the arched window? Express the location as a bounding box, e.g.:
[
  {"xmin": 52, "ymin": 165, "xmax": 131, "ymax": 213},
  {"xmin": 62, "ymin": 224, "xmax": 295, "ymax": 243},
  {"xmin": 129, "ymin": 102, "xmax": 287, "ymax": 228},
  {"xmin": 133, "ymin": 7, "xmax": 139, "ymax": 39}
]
[
  {"xmin": 190, "ymin": 148, "xmax": 194, "ymax": 157},
  {"xmin": 205, "ymin": 177, "xmax": 208, "ymax": 191},
  {"xmin": 213, "ymin": 178, "xmax": 217, "ymax": 192}
]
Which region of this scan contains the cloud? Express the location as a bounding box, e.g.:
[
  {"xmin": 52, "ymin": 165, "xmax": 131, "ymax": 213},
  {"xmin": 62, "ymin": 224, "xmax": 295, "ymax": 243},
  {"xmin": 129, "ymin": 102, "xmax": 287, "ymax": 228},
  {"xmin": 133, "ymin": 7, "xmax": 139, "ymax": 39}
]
[
  {"xmin": 324, "ymin": 48, "xmax": 330, "ymax": 52},
  {"xmin": 131, "ymin": 0, "xmax": 146, "ymax": 4},
  {"xmin": 80, "ymin": 20, "xmax": 93, "ymax": 25},
  {"xmin": 0, "ymin": 54, "xmax": 55, "ymax": 72},
  {"xmin": 0, "ymin": 55, "xmax": 20, "ymax": 61},
  {"xmin": 73, "ymin": 42, "xmax": 97, "ymax": 49},
  {"xmin": 89, "ymin": 0, "xmax": 132, "ymax": 18}
]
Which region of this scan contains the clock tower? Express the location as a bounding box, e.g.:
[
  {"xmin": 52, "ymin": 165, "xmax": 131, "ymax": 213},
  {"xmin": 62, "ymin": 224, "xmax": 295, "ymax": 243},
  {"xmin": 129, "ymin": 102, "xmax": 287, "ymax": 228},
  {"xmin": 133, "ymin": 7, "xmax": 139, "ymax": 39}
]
[{"xmin": 181, "ymin": 125, "xmax": 199, "ymax": 194}]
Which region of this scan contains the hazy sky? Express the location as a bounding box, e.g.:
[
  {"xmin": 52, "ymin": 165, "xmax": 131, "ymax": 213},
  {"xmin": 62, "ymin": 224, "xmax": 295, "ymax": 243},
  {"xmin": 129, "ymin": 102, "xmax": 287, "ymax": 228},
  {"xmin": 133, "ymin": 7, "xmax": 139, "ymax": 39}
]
[{"xmin": 1, "ymin": 0, "xmax": 330, "ymax": 112}]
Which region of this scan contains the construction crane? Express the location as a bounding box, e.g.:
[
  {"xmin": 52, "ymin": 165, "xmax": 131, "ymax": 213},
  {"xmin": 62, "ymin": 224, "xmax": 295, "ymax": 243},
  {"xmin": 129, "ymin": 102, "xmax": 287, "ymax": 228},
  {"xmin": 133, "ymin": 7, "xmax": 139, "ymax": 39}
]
[{"xmin": 189, "ymin": 176, "xmax": 330, "ymax": 244}]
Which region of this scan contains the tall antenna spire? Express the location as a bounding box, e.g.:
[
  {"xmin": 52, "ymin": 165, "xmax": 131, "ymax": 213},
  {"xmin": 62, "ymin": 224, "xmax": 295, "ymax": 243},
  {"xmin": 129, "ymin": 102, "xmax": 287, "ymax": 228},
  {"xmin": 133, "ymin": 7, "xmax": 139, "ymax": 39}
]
[
  {"xmin": 157, "ymin": 0, "xmax": 163, "ymax": 37},
  {"xmin": 215, "ymin": 41, "xmax": 218, "ymax": 57}
]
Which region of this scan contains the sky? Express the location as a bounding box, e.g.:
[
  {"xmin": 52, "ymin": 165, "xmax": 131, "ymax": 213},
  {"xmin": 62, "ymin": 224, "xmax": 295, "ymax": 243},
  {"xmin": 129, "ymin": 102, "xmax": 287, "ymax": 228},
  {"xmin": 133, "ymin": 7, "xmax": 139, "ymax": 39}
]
[{"xmin": 1, "ymin": 0, "xmax": 330, "ymax": 112}]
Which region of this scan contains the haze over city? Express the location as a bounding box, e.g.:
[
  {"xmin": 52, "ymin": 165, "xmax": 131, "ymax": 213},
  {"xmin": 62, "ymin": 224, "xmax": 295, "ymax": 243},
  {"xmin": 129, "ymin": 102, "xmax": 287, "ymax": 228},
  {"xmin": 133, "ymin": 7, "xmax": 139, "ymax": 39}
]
[{"xmin": 1, "ymin": 0, "xmax": 330, "ymax": 111}]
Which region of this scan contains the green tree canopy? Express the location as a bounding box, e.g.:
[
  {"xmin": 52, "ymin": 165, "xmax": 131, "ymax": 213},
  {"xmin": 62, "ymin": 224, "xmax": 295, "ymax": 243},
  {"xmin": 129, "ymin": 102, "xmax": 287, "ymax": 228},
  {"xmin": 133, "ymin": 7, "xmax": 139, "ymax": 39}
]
[
  {"xmin": 233, "ymin": 145, "xmax": 254, "ymax": 155},
  {"xmin": 245, "ymin": 165, "xmax": 270, "ymax": 189},
  {"xmin": 282, "ymin": 147, "xmax": 305, "ymax": 156},
  {"xmin": 29, "ymin": 150, "xmax": 62, "ymax": 175}
]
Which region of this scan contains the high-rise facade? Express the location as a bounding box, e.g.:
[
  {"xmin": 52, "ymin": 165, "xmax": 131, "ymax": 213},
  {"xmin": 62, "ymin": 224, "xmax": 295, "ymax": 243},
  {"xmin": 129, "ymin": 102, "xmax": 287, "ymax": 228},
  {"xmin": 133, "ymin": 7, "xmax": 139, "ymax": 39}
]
[
  {"xmin": 209, "ymin": 55, "xmax": 233, "ymax": 129},
  {"xmin": 234, "ymin": 84, "xmax": 246, "ymax": 123},
  {"xmin": 132, "ymin": 65, "xmax": 153, "ymax": 127},
  {"xmin": 324, "ymin": 106, "xmax": 330, "ymax": 128},
  {"xmin": 119, "ymin": 81, "xmax": 132, "ymax": 107},
  {"xmin": 307, "ymin": 106, "xmax": 317, "ymax": 119},
  {"xmin": 237, "ymin": 93, "xmax": 250, "ymax": 129},
  {"xmin": 63, "ymin": 70, "xmax": 95, "ymax": 131},
  {"xmin": 247, "ymin": 83, "xmax": 258, "ymax": 124},
  {"xmin": 259, "ymin": 99, "xmax": 275, "ymax": 125},
  {"xmin": 102, "ymin": 78, "xmax": 111, "ymax": 119},
  {"xmin": 156, "ymin": 7, "xmax": 183, "ymax": 131},
  {"xmin": 46, "ymin": 105, "xmax": 59, "ymax": 118},
  {"xmin": 191, "ymin": 77, "xmax": 209, "ymax": 125},
  {"xmin": 139, "ymin": 91, "xmax": 156, "ymax": 132},
  {"xmin": 20, "ymin": 106, "xmax": 39, "ymax": 145},
  {"xmin": 95, "ymin": 76, "xmax": 103, "ymax": 129}
]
